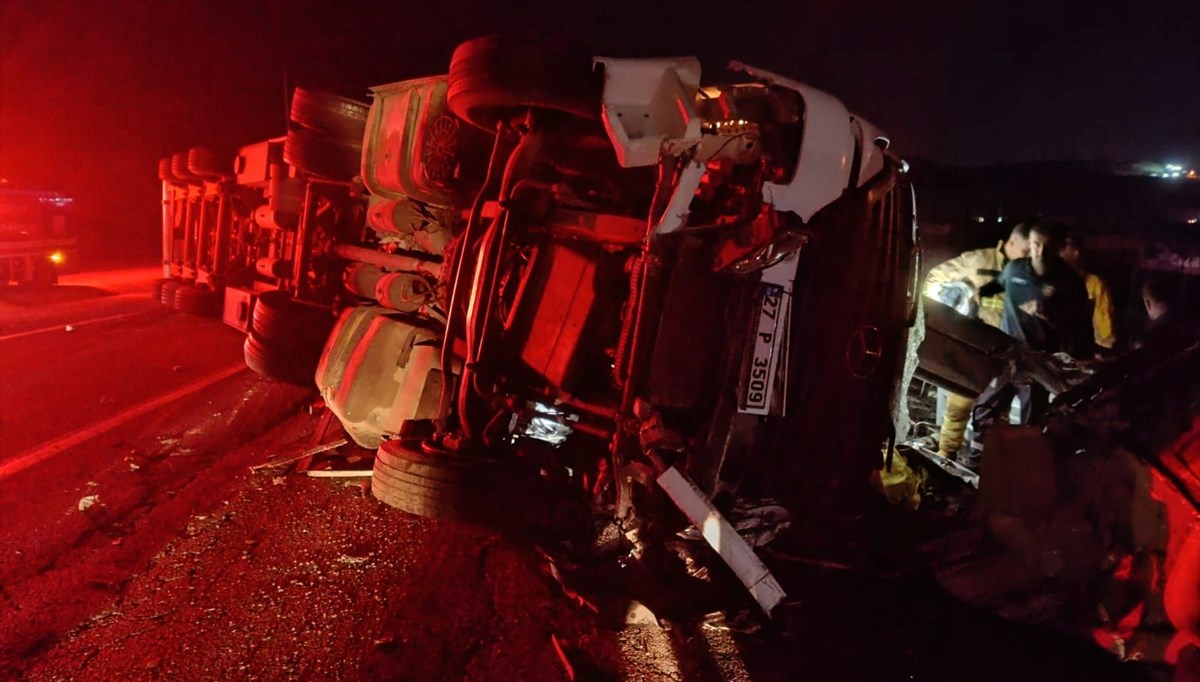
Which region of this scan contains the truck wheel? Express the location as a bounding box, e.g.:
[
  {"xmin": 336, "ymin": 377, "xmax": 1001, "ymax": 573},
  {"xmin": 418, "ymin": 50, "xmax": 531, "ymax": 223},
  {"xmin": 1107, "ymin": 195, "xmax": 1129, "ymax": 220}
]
[
  {"xmin": 243, "ymin": 334, "xmax": 317, "ymax": 387},
  {"xmin": 151, "ymin": 277, "xmax": 176, "ymax": 300},
  {"xmin": 186, "ymin": 147, "xmax": 227, "ymax": 179},
  {"xmin": 284, "ymin": 125, "xmax": 362, "ymax": 180},
  {"xmin": 170, "ymin": 152, "xmax": 201, "ymax": 184},
  {"xmin": 250, "ymin": 290, "xmax": 334, "ymax": 348},
  {"xmin": 174, "ymin": 283, "xmax": 216, "ymax": 315},
  {"xmin": 160, "ymin": 279, "xmax": 183, "ymax": 306},
  {"xmin": 157, "ymin": 157, "xmax": 177, "ymax": 183},
  {"xmin": 290, "ymin": 88, "xmax": 369, "ymax": 144},
  {"xmin": 446, "ymin": 35, "xmax": 602, "ymax": 132},
  {"xmin": 245, "ymin": 292, "xmax": 333, "ymax": 386},
  {"xmin": 372, "ymin": 439, "xmax": 526, "ymax": 525}
]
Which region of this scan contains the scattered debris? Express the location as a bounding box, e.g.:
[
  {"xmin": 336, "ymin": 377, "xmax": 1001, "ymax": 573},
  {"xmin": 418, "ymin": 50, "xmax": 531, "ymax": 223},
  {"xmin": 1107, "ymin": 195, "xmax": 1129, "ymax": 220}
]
[
  {"xmin": 624, "ymin": 601, "xmax": 659, "ymax": 626},
  {"xmin": 701, "ymin": 609, "xmax": 762, "ymax": 635},
  {"xmin": 78, "ymin": 495, "xmax": 99, "ymax": 511},
  {"xmin": 729, "ymin": 501, "xmax": 791, "ymax": 548},
  {"xmin": 337, "ymin": 554, "xmax": 371, "ymax": 565},
  {"xmin": 129, "ymin": 462, "xmax": 140, "ymax": 472},
  {"xmin": 271, "ymin": 477, "xmax": 286, "ymax": 486},
  {"xmin": 64, "ymin": 324, "xmax": 74, "ymax": 332}
]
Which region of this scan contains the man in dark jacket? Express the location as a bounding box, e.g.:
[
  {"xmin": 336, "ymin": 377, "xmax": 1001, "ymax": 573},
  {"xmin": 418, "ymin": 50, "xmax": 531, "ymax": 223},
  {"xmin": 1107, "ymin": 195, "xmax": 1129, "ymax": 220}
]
[
  {"xmin": 973, "ymin": 221, "xmax": 1093, "ymax": 429},
  {"xmin": 996, "ymin": 222, "xmax": 1094, "ymax": 359}
]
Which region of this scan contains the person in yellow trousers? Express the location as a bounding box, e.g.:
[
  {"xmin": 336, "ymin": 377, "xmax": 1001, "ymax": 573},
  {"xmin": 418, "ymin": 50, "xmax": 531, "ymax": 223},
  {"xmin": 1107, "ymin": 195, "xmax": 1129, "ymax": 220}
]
[
  {"xmin": 923, "ymin": 222, "xmax": 1031, "ymax": 458},
  {"xmin": 1058, "ymin": 232, "xmax": 1116, "ymax": 355}
]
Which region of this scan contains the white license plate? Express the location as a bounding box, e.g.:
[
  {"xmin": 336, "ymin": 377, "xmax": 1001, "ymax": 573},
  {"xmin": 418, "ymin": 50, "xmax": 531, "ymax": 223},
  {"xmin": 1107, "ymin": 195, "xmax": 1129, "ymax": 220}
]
[{"xmin": 741, "ymin": 282, "xmax": 785, "ymax": 415}]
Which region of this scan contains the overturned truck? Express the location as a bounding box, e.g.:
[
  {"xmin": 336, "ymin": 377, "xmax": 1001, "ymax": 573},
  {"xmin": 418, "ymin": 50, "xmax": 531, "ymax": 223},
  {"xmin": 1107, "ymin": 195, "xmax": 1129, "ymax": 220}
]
[
  {"xmin": 159, "ymin": 37, "xmax": 921, "ymax": 614},
  {"xmin": 157, "ymin": 36, "xmax": 1200, "ymax": 671}
]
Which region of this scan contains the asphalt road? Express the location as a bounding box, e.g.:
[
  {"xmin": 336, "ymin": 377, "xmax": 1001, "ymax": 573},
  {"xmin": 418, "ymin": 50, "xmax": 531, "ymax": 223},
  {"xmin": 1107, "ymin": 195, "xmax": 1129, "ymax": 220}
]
[{"xmin": 0, "ymin": 268, "xmax": 1169, "ymax": 681}]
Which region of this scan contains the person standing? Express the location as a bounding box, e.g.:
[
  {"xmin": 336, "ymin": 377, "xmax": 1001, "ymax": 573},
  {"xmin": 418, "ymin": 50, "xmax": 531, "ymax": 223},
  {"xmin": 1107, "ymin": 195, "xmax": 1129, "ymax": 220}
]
[
  {"xmin": 922, "ymin": 222, "xmax": 1031, "ymax": 458},
  {"xmin": 925, "ymin": 222, "xmax": 1031, "ymax": 328},
  {"xmin": 993, "ymin": 221, "xmax": 1094, "ymax": 422},
  {"xmin": 1059, "ymin": 232, "xmax": 1116, "ymax": 355}
]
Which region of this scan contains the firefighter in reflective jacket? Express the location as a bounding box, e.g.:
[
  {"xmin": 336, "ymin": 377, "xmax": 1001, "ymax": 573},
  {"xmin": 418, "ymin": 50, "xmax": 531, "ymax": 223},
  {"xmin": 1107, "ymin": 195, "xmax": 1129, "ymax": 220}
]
[
  {"xmin": 1058, "ymin": 232, "xmax": 1116, "ymax": 354},
  {"xmin": 923, "ymin": 223, "xmax": 1031, "ymax": 458}
]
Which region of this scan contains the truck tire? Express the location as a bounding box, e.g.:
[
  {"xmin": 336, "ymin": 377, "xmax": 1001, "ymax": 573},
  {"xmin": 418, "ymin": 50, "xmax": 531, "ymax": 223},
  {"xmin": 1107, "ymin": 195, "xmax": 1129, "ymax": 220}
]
[
  {"xmin": 372, "ymin": 439, "xmax": 526, "ymax": 525},
  {"xmin": 243, "ymin": 291, "xmax": 334, "ymax": 386},
  {"xmin": 250, "ymin": 290, "xmax": 334, "ymax": 347},
  {"xmin": 160, "ymin": 278, "xmax": 183, "ymax": 307},
  {"xmin": 151, "ymin": 277, "xmax": 176, "ymax": 300},
  {"xmin": 283, "ymin": 125, "xmax": 362, "ymax": 180},
  {"xmin": 174, "ymin": 283, "xmax": 216, "ymax": 315},
  {"xmin": 446, "ymin": 35, "xmax": 602, "ymax": 132},
  {"xmin": 243, "ymin": 334, "xmax": 317, "ymax": 387},
  {"xmin": 170, "ymin": 152, "xmax": 200, "ymax": 184},
  {"xmin": 186, "ymin": 146, "xmax": 227, "ymax": 179},
  {"xmin": 158, "ymin": 157, "xmax": 176, "ymax": 183},
  {"xmin": 290, "ymin": 88, "xmax": 369, "ymax": 144}
]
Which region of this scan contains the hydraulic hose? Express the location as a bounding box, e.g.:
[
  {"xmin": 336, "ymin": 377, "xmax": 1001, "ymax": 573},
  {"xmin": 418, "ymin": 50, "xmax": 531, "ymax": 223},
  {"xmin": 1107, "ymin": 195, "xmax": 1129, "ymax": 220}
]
[{"xmin": 435, "ymin": 123, "xmax": 513, "ymax": 432}]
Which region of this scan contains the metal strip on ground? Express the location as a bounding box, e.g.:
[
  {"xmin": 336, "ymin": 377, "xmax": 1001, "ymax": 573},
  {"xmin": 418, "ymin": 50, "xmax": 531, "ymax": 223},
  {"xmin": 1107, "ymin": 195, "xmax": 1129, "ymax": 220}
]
[{"xmin": 0, "ymin": 363, "xmax": 247, "ymax": 481}]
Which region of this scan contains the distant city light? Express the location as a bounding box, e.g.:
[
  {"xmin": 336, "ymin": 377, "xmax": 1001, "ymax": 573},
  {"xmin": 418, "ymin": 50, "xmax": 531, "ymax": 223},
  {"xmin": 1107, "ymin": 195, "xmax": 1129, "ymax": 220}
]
[
  {"xmin": 1190, "ymin": 218, "xmax": 1199, "ymax": 225},
  {"xmin": 1166, "ymin": 163, "xmax": 1184, "ymax": 172},
  {"xmin": 36, "ymin": 195, "xmax": 74, "ymax": 208}
]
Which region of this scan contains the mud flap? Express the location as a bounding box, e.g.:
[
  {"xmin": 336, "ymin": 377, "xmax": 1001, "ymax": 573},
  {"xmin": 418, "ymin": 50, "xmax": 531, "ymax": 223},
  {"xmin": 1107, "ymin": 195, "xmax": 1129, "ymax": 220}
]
[{"xmin": 656, "ymin": 466, "xmax": 786, "ymax": 614}]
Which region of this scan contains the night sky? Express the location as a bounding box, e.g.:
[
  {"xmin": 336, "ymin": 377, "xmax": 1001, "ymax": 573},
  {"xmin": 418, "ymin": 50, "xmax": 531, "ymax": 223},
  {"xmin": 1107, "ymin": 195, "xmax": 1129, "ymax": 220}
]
[{"xmin": 1, "ymin": 0, "xmax": 1197, "ymax": 262}]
